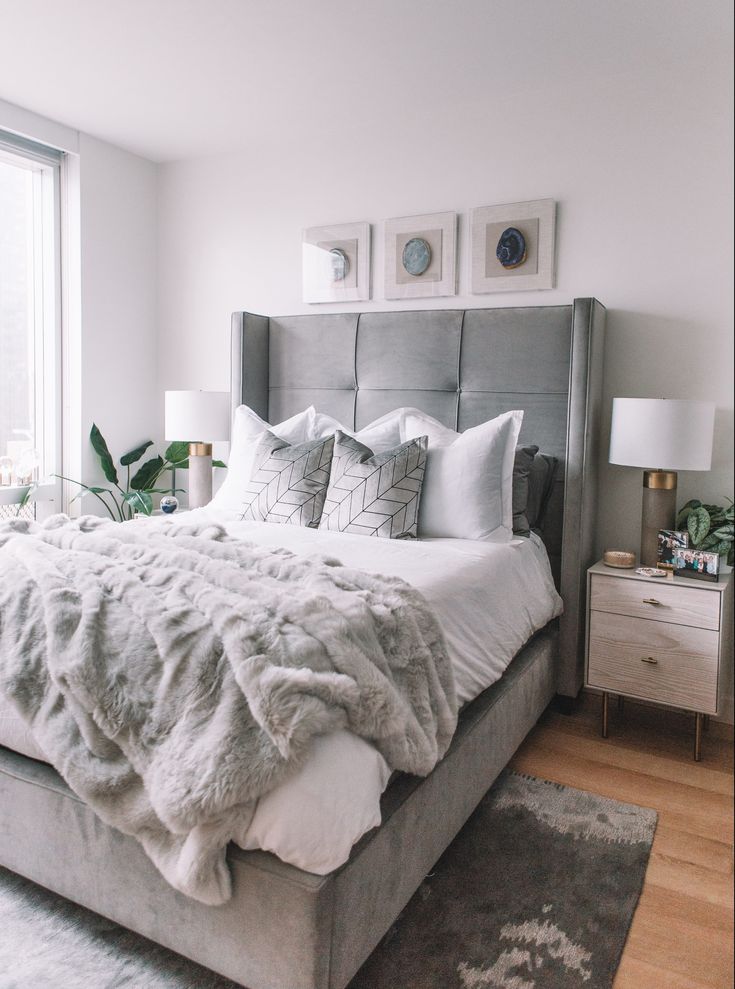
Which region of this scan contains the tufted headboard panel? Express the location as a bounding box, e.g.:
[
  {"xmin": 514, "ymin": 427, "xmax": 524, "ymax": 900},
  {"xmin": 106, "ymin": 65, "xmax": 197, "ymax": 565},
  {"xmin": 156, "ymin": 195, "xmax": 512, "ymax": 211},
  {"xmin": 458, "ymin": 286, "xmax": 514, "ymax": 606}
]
[{"xmin": 231, "ymin": 299, "xmax": 606, "ymax": 700}]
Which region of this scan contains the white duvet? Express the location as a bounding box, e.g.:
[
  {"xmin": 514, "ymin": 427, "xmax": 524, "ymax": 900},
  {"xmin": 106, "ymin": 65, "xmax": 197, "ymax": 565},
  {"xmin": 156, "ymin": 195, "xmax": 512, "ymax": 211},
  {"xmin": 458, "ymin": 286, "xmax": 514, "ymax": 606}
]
[{"xmin": 0, "ymin": 509, "xmax": 562, "ymax": 874}]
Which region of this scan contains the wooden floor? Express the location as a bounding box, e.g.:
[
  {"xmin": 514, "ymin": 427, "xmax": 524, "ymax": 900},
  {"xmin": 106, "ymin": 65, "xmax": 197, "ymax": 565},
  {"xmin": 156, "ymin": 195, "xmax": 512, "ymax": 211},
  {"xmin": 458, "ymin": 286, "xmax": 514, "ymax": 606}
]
[{"xmin": 508, "ymin": 691, "xmax": 734, "ymax": 989}]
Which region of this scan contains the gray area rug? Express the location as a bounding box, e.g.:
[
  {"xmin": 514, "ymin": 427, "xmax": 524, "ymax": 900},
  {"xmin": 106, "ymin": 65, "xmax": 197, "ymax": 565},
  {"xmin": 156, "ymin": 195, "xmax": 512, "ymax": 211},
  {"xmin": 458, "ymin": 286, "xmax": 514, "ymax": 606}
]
[{"xmin": 0, "ymin": 771, "xmax": 656, "ymax": 989}]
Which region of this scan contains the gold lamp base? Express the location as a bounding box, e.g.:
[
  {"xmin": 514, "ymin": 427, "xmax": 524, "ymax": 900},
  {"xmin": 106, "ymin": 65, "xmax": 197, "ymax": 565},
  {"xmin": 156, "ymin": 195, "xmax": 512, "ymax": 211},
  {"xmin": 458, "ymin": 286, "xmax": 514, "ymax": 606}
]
[{"xmin": 641, "ymin": 469, "xmax": 678, "ymax": 567}]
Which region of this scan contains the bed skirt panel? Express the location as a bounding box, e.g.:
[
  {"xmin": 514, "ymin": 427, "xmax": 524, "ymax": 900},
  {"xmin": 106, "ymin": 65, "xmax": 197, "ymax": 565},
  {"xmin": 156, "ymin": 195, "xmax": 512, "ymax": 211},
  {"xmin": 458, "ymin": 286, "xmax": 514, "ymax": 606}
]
[
  {"xmin": 0, "ymin": 625, "xmax": 556, "ymax": 989},
  {"xmin": 328, "ymin": 627, "xmax": 557, "ymax": 987}
]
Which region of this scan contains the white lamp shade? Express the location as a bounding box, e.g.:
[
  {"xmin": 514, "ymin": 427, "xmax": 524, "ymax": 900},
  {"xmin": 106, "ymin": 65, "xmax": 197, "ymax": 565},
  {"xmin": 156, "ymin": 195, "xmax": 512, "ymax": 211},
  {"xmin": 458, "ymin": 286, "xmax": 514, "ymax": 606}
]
[
  {"xmin": 165, "ymin": 391, "xmax": 230, "ymax": 442},
  {"xmin": 609, "ymin": 398, "xmax": 714, "ymax": 471}
]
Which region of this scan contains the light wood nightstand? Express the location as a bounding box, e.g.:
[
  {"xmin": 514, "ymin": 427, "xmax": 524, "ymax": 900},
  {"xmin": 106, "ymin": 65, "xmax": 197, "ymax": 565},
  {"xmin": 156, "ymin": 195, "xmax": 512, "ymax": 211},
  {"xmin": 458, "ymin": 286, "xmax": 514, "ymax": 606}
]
[{"xmin": 585, "ymin": 561, "xmax": 733, "ymax": 760}]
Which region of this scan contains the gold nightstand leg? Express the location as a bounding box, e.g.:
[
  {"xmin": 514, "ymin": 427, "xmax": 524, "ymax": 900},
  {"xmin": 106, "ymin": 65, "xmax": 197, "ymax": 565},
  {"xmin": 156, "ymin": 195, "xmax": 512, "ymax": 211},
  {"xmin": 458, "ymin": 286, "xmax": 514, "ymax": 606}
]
[
  {"xmin": 601, "ymin": 692, "xmax": 609, "ymax": 739},
  {"xmin": 694, "ymin": 713, "xmax": 703, "ymax": 762}
]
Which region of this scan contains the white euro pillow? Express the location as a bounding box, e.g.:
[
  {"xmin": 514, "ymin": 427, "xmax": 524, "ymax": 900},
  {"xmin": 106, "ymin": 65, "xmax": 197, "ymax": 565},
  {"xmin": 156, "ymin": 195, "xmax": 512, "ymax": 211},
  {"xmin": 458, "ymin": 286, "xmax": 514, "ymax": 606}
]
[
  {"xmin": 210, "ymin": 404, "xmax": 315, "ymax": 511},
  {"xmin": 310, "ymin": 407, "xmax": 405, "ymax": 453},
  {"xmin": 402, "ymin": 408, "xmax": 523, "ymax": 539}
]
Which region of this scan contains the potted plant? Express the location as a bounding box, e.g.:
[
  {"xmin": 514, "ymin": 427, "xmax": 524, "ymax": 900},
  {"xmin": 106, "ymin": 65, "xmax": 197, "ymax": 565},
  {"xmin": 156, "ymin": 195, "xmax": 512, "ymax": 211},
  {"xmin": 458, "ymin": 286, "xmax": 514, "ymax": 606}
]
[
  {"xmin": 676, "ymin": 498, "xmax": 734, "ymax": 566},
  {"xmin": 59, "ymin": 425, "xmax": 224, "ymax": 521}
]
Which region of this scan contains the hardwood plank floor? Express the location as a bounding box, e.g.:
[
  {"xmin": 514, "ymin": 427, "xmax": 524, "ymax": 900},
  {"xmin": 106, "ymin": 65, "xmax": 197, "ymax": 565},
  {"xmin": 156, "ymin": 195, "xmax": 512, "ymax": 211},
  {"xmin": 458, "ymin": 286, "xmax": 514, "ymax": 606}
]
[{"xmin": 508, "ymin": 691, "xmax": 734, "ymax": 989}]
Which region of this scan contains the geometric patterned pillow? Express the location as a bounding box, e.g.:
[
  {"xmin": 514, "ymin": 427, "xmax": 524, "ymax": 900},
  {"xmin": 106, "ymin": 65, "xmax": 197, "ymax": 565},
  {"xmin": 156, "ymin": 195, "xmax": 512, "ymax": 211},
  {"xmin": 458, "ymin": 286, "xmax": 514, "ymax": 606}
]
[
  {"xmin": 240, "ymin": 431, "xmax": 335, "ymax": 527},
  {"xmin": 318, "ymin": 431, "xmax": 427, "ymax": 539}
]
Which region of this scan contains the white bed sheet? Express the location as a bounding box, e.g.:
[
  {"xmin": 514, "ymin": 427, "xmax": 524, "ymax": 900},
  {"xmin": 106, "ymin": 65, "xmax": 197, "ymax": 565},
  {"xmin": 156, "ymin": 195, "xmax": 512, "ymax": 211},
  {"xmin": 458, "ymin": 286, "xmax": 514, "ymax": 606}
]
[{"xmin": 0, "ymin": 511, "xmax": 562, "ymax": 874}]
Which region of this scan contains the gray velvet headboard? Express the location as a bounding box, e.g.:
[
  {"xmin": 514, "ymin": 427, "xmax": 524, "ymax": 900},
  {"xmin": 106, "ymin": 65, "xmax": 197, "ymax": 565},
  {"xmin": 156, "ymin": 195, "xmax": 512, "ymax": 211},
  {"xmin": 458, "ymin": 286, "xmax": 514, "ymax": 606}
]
[{"xmin": 230, "ymin": 298, "xmax": 605, "ymax": 700}]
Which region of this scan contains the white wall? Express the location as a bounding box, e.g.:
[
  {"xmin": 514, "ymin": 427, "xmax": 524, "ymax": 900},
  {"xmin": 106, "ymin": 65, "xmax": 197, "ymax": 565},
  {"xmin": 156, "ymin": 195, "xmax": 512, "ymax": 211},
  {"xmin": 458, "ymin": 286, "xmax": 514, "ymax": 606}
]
[
  {"xmin": 157, "ymin": 4, "xmax": 733, "ymax": 552},
  {"xmin": 77, "ymin": 134, "xmax": 158, "ymax": 494},
  {"xmin": 0, "ymin": 101, "xmax": 159, "ymax": 512}
]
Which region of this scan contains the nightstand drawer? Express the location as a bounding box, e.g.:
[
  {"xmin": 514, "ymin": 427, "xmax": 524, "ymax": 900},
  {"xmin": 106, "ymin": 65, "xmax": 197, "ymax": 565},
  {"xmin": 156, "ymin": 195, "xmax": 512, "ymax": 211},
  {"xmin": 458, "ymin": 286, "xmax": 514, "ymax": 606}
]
[
  {"xmin": 588, "ymin": 611, "xmax": 719, "ymax": 713},
  {"xmin": 590, "ymin": 573, "xmax": 720, "ymax": 630}
]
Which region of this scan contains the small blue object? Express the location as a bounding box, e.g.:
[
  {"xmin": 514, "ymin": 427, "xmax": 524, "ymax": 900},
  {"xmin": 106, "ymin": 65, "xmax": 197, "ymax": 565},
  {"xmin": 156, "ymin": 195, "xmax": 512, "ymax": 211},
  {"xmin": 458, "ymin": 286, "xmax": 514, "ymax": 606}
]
[
  {"xmin": 160, "ymin": 495, "xmax": 179, "ymax": 514},
  {"xmin": 402, "ymin": 237, "xmax": 432, "ymax": 276},
  {"xmin": 496, "ymin": 227, "xmax": 527, "ymax": 269}
]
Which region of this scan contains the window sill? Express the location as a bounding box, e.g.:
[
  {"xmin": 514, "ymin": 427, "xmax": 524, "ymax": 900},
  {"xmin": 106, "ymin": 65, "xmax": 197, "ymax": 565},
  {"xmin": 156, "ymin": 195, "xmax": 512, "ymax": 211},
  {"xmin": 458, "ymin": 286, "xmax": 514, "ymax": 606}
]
[{"xmin": 0, "ymin": 482, "xmax": 56, "ymax": 506}]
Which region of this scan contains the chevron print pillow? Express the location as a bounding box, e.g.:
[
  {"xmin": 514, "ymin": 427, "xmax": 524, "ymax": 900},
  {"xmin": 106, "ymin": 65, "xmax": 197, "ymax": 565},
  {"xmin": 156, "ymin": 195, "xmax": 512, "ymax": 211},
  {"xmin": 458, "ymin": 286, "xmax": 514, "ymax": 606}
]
[
  {"xmin": 319, "ymin": 431, "xmax": 427, "ymax": 539},
  {"xmin": 240, "ymin": 431, "xmax": 334, "ymax": 527}
]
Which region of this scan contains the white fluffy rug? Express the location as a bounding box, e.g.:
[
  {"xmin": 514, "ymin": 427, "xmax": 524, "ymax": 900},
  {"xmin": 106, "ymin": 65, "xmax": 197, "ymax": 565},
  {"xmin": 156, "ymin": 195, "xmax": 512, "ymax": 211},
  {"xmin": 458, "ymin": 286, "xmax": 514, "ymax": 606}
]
[{"xmin": 0, "ymin": 868, "xmax": 238, "ymax": 988}]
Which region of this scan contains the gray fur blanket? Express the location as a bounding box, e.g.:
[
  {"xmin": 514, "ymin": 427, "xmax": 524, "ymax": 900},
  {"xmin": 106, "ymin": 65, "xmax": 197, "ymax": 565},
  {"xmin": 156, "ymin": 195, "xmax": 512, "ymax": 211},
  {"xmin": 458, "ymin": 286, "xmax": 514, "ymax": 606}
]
[{"xmin": 0, "ymin": 515, "xmax": 457, "ymax": 903}]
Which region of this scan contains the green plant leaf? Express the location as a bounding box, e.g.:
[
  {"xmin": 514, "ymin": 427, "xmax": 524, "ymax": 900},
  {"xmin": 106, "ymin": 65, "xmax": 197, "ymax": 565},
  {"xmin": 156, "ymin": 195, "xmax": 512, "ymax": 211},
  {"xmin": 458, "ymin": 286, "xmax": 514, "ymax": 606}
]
[
  {"xmin": 120, "ymin": 440, "xmax": 154, "ymax": 467},
  {"xmin": 712, "ymin": 526, "xmax": 733, "ymax": 541},
  {"xmin": 164, "ymin": 441, "xmax": 190, "ymax": 465},
  {"xmin": 90, "ymin": 424, "xmax": 118, "ymax": 485},
  {"xmin": 147, "ymin": 487, "xmax": 186, "ymax": 494},
  {"xmin": 70, "ymin": 485, "xmax": 111, "ymax": 504},
  {"xmin": 213, "ymin": 460, "xmax": 227, "ymax": 469},
  {"xmin": 687, "ymin": 506, "xmax": 711, "ymax": 546},
  {"xmin": 123, "ymin": 490, "xmax": 153, "ymax": 515},
  {"xmin": 676, "ymin": 499, "xmax": 701, "ymax": 528},
  {"xmin": 698, "ymin": 533, "xmax": 720, "ymax": 550},
  {"xmin": 130, "ymin": 456, "xmax": 164, "ymax": 491}
]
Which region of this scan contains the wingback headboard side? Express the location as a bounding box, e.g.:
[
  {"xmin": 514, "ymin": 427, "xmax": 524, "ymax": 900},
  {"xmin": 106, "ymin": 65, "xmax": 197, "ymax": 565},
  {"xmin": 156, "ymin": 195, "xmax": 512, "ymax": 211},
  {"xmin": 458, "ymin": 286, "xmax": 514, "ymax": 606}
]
[
  {"xmin": 231, "ymin": 299, "xmax": 606, "ymax": 701},
  {"xmin": 558, "ymin": 298, "xmax": 606, "ymax": 697}
]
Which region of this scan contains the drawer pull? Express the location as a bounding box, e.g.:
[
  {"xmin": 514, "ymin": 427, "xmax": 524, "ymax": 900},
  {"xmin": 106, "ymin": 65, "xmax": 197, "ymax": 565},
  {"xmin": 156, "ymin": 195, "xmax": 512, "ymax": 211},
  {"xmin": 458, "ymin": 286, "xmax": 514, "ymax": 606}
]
[
  {"xmin": 642, "ymin": 598, "xmax": 662, "ymax": 606},
  {"xmin": 641, "ymin": 656, "xmax": 659, "ymax": 665}
]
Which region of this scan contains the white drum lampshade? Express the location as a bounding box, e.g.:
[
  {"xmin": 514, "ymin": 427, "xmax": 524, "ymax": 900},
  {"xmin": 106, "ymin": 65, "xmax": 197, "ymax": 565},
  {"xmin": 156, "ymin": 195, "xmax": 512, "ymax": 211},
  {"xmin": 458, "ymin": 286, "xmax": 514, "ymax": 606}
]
[
  {"xmin": 609, "ymin": 398, "xmax": 715, "ymax": 566},
  {"xmin": 164, "ymin": 391, "xmax": 230, "ymax": 509}
]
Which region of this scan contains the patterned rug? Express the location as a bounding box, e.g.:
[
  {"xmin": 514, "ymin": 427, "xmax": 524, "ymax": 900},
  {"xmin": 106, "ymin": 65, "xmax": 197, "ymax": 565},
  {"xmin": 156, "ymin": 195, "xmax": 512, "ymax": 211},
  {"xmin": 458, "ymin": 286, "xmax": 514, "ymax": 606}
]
[{"xmin": 0, "ymin": 771, "xmax": 656, "ymax": 989}]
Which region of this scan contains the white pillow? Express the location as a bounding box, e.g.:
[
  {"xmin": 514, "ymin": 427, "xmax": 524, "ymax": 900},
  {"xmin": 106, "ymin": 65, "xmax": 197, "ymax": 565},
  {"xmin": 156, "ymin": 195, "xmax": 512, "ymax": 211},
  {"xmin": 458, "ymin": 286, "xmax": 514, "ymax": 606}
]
[
  {"xmin": 210, "ymin": 404, "xmax": 315, "ymax": 511},
  {"xmin": 402, "ymin": 409, "xmax": 523, "ymax": 539},
  {"xmin": 311, "ymin": 408, "xmax": 405, "ymax": 453}
]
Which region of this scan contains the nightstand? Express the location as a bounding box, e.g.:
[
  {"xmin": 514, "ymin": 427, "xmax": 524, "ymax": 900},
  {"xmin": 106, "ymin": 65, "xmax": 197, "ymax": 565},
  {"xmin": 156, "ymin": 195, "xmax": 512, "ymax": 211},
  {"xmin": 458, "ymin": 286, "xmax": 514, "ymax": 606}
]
[{"xmin": 585, "ymin": 561, "xmax": 733, "ymax": 760}]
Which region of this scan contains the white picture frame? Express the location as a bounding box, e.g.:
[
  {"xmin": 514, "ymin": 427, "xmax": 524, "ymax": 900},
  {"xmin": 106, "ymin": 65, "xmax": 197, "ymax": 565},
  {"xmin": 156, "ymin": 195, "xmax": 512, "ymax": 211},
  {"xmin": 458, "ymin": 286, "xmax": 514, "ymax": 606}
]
[
  {"xmin": 471, "ymin": 199, "xmax": 556, "ymax": 293},
  {"xmin": 384, "ymin": 211, "xmax": 457, "ymax": 300},
  {"xmin": 302, "ymin": 221, "xmax": 371, "ymax": 304}
]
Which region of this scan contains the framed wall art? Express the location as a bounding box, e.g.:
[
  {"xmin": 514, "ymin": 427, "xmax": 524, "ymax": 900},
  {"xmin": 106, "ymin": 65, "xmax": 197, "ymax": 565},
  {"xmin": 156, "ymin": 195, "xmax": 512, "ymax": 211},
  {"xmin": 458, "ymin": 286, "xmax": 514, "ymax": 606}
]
[
  {"xmin": 384, "ymin": 211, "xmax": 457, "ymax": 300},
  {"xmin": 302, "ymin": 221, "xmax": 371, "ymax": 304},
  {"xmin": 471, "ymin": 198, "xmax": 556, "ymax": 293}
]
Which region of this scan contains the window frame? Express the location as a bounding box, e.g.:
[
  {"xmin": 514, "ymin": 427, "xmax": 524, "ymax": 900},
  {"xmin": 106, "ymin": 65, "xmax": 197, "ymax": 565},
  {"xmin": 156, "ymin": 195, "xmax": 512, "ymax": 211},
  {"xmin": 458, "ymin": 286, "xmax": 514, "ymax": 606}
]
[{"xmin": 0, "ymin": 130, "xmax": 63, "ymax": 512}]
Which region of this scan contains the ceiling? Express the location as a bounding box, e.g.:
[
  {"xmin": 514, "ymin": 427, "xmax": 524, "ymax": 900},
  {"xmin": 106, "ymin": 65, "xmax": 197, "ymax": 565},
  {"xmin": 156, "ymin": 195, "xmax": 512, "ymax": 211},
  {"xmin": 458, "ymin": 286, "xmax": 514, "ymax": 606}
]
[{"xmin": 0, "ymin": 0, "xmax": 716, "ymax": 163}]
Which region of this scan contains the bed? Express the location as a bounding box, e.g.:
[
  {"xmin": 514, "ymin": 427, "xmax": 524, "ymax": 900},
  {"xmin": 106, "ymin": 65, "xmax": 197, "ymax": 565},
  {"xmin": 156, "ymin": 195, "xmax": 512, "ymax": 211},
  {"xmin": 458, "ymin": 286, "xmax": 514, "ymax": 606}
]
[{"xmin": 0, "ymin": 298, "xmax": 605, "ymax": 989}]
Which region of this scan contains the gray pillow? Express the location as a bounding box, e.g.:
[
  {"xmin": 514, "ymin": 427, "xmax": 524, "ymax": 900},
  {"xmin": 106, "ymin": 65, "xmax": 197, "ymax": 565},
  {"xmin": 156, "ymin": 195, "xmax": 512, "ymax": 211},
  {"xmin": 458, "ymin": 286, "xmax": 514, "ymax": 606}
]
[
  {"xmin": 527, "ymin": 452, "xmax": 559, "ymax": 533},
  {"xmin": 319, "ymin": 431, "xmax": 427, "ymax": 539},
  {"xmin": 512, "ymin": 444, "xmax": 539, "ymax": 536},
  {"xmin": 240, "ymin": 431, "xmax": 334, "ymax": 527}
]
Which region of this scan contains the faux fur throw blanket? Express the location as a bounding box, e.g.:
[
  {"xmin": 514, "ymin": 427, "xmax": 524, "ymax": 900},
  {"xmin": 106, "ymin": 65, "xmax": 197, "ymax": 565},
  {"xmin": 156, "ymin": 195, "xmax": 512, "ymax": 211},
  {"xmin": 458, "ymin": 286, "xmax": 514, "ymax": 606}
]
[{"xmin": 0, "ymin": 515, "xmax": 457, "ymax": 904}]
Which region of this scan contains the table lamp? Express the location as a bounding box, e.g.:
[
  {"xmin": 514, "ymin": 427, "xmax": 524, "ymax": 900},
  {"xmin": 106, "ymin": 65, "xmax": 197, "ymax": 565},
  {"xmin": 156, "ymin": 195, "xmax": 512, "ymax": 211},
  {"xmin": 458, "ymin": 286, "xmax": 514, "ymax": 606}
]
[
  {"xmin": 609, "ymin": 398, "xmax": 715, "ymax": 567},
  {"xmin": 165, "ymin": 390, "xmax": 230, "ymax": 509}
]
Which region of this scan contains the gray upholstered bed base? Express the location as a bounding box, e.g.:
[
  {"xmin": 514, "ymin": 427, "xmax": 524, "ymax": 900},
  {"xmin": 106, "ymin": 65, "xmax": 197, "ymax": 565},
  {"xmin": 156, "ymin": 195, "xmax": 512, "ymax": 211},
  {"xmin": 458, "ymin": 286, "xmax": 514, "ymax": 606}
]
[{"xmin": 0, "ymin": 626, "xmax": 556, "ymax": 989}]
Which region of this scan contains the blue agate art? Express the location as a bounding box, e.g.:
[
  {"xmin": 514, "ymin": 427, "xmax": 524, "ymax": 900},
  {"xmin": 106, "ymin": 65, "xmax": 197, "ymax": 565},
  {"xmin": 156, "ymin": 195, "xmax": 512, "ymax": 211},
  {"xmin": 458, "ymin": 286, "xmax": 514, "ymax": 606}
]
[
  {"xmin": 402, "ymin": 237, "xmax": 432, "ymax": 276},
  {"xmin": 496, "ymin": 227, "xmax": 527, "ymax": 269}
]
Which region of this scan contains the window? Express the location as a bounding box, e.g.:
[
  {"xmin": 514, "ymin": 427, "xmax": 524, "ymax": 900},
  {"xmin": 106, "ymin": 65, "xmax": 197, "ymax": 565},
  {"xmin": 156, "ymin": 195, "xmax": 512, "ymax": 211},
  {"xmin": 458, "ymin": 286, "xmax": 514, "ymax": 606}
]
[{"xmin": 0, "ymin": 131, "xmax": 61, "ymax": 516}]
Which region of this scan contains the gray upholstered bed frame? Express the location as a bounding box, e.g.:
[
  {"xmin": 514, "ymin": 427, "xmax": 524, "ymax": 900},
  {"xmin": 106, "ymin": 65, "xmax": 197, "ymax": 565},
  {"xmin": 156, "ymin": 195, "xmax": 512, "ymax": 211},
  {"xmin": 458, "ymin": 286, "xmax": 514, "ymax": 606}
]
[
  {"xmin": 231, "ymin": 299, "xmax": 606, "ymax": 699},
  {"xmin": 0, "ymin": 298, "xmax": 605, "ymax": 989}
]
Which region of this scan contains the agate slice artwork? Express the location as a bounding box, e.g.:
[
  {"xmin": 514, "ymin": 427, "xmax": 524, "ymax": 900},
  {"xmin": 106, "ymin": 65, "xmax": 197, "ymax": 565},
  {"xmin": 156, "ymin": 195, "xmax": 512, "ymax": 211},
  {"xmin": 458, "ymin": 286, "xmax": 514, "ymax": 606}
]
[
  {"xmin": 329, "ymin": 248, "xmax": 350, "ymax": 282},
  {"xmin": 384, "ymin": 212, "xmax": 457, "ymax": 299},
  {"xmin": 302, "ymin": 222, "xmax": 371, "ymax": 303},
  {"xmin": 472, "ymin": 199, "xmax": 556, "ymax": 293},
  {"xmin": 495, "ymin": 226, "xmax": 527, "ymax": 269},
  {"xmin": 402, "ymin": 237, "xmax": 432, "ymax": 276}
]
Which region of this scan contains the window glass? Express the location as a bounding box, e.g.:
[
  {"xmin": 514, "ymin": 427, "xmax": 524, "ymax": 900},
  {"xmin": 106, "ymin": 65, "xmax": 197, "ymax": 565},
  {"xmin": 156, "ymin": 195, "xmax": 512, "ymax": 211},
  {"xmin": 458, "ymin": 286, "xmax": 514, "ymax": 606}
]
[{"xmin": 0, "ymin": 135, "xmax": 60, "ymax": 492}]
